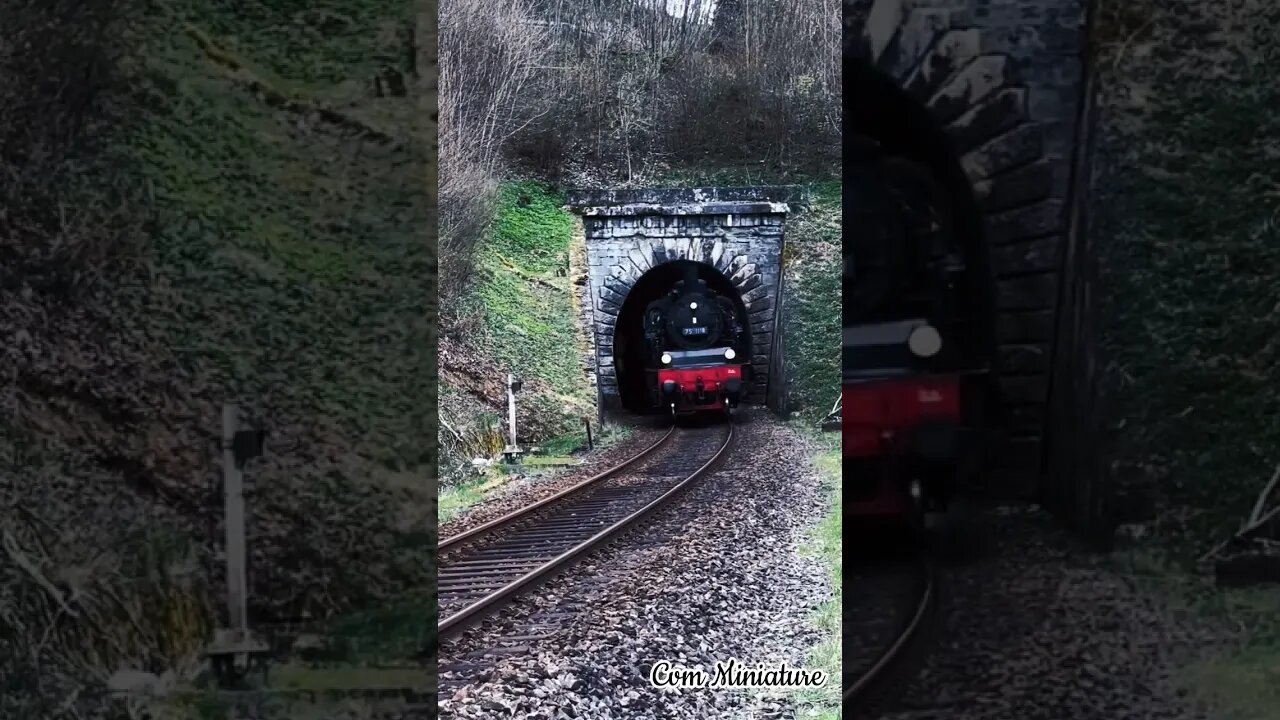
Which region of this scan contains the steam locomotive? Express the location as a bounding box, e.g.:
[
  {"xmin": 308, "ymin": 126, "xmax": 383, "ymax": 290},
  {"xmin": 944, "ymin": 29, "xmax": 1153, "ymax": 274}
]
[
  {"xmin": 844, "ymin": 144, "xmax": 995, "ymax": 519},
  {"xmin": 644, "ymin": 265, "xmax": 747, "ymax": 416}
]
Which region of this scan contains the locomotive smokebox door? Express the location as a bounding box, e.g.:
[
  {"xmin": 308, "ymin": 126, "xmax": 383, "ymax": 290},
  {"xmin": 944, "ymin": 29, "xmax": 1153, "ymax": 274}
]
[{"xmin": 232, "ymin": 429, "xmax": 267, "ymax": 469}]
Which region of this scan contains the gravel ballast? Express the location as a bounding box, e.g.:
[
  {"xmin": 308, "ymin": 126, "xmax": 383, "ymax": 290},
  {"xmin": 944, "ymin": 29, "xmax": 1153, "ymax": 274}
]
[
  {"xmin": 439, "ymin": 412, "xmax": 838, "ymax": 719},
  {"xmin": 865, "ymin": 506, "xmax": 1235, "ymax": 720}
]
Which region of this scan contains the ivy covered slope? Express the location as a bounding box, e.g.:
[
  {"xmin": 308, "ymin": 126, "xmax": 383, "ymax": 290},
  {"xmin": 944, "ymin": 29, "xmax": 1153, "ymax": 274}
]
[
  {"xmin": 1095, "ymin": 3, "xmax": 1280, "ymax": 544},
  {"xmin": 1094, "ymin": 5, "xmax": 1280, "ymax": 714},
  {"xmin": 476, "ymin": 183, "xmax": 583, "ymax": 401},
  {"xmin": 132, "ymin": 0, "xmax": 434, "ymax": 608},
  {"xmin": 0, "ymin": 0, "xmax": 432, "ymax": 707},
  {"xmin": 783, "ymin": 182, "xmax": 843, "ymax": 421}
]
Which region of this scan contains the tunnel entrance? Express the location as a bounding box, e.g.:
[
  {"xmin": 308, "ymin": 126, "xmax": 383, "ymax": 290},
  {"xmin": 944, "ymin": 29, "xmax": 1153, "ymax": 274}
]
[
  {"xmin": 844, "ymin": 56, "xmax": 996, "ymax": 358},
  {"xmin": 613, "ymin": 260, "xmax": 752, "ymax": 414}
]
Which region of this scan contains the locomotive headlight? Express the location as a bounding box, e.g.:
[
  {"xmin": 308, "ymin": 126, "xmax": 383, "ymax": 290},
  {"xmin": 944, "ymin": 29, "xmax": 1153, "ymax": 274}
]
[
  {"xmin": 690, "ymin": 302, "xmax": 698, "ymax": 310},
  {"xmin": 661, "ymin": 353, "xmax": 672, "ymax": 365},
  {"xmin": 724, "ymin": 348, "xmax": 736, "ymax": 360},
  {"xmin": 907, "ymin": 325, "xmax": 943, "ymax": 358}
]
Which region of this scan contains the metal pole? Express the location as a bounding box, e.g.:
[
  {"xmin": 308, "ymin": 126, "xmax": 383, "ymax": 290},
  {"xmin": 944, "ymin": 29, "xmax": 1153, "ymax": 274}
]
[
  {"xmin": 222, "ymin": 404, "xmax": 248, "ymax": 642},
  {"xmin": 507, "ymin": 373, "xmax": 517, "ymax": 452}
]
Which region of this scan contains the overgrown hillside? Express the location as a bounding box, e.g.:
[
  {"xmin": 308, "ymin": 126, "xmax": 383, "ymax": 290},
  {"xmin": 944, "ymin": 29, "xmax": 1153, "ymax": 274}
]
[
  {"xmin": 439, "ymin": 181, "xmax": 593, "ymax": 483},
  {"xmin": 1094, "ymin": 1, "xmax": 1280, "ymax": 714},
  {"xmin": 0, "ymin": 1, "xmax": 432, "ymax": 713},
  {"xmin": 1095, "ymin": 0, "xmax": 1280, "ymax": 547}
]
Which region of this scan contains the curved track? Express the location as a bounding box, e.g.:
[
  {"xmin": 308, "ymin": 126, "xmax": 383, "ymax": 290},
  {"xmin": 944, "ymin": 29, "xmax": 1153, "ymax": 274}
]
[
  {"xmin": 438, "ymin": 423, "xmax": 733, "ymax": 640},
  {"xmin": 844, "ymin": 555, "xmax": 936, "ymax": 718}
]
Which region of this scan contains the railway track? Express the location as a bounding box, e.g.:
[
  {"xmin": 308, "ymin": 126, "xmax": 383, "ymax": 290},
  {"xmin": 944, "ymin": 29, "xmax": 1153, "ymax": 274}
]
[
  {"xmin": 844, "ymin": 555, "xmax": 936, "ymax": 719},
  {"xmin": 438, "ymin": 422, "xmax": 733, "ymax": 642}
]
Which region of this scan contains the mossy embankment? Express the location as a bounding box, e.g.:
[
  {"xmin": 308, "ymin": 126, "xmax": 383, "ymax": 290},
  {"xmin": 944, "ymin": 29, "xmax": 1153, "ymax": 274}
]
[
  {"xmin": 1, "ymin": 0, "xmax": 433, "ymax": 712},
  {"xmin": 793, "ymin": 433, "xmax": 841, "ymax": 719},
  {"xmin": 438, "ymin": 181, "xmax": 596, "ymax": 488},
  {"xmin": 475, "ymin": 183, "xmax": 585, "ymax": 402}
]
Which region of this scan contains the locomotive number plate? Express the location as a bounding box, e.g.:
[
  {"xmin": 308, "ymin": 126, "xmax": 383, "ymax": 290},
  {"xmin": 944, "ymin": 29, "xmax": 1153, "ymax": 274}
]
[{"xmin": 682, "ymin": 327, "xmax": 709, "ymax": 336}]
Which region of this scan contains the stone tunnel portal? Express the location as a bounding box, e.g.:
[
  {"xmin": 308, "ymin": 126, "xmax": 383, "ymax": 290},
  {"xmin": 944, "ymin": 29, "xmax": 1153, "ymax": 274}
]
[
  {"xmin": 847, "ymin": 0, "xmax": 1091, "ymax": 496},
  {"xmin": 614, "ymin": 260, "xmax": 752, "ymax": 414},
  {"xmin": 566, "ymin": 186, "xmax": 801, "ymax": 422}
]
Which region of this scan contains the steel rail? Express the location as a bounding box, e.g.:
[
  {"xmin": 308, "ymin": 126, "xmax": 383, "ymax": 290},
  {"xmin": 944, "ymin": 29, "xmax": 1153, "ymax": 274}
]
[
  {"xmin": 438, "ymin": 424, "xmax": 733, "ymax": 640},
  {"xmin": 844, "ymin": 558, "xmax": 935, "ymax": 708},
  {"xmin": 439, "ymin": 425, "xmax": 676, "ymax": 552}
]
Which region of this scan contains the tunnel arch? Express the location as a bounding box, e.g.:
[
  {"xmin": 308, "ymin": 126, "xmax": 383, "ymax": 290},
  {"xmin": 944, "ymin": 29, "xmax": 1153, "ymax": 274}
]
[
  {"xmin": 613, "ymin": 259, "xmax": 752, "ymax": 413},
  {"xmin": 845, "ymin": 0, "xmax": 1071, "ymax": 490}
]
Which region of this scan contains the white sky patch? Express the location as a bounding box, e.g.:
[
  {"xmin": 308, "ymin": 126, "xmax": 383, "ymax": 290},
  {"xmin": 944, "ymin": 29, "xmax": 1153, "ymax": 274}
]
[{"xmin": 661, "ymin": 0, "xmax": 717, "ymax": 22}]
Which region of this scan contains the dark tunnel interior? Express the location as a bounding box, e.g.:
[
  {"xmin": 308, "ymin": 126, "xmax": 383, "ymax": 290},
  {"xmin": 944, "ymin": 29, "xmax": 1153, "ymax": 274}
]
[
  {"xmin": 844, "ymin": 56, "xmax": 997, "ymax": 358},
  {"xmin": 613, "ymin": 260, "xmax": 752, "ymax": 414}
]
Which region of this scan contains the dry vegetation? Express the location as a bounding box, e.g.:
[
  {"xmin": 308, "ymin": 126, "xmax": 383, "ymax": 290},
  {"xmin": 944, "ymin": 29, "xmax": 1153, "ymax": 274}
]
[{"xmin": 438, "ymin": 0, "xmax": 841, "ymax": 299}]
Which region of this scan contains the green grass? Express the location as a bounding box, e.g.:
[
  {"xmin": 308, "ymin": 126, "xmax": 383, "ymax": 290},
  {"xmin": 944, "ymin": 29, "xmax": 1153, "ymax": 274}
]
[
  {"xmin": 539, "ymin": 429, "xmax": 589, "ymax": 457},
  {"xmin": 473, "ymin": 182, "xmax": 588, "ymax": 409},
  {"xmin": 490, "ymin": 181, "xmax": 576, "ymax": 274},
  {"xmin": 1180, "ymin": 583, "xmax": 1280, "ymax": 719},
  {"xmin": 785, "ymin": 182, "xmax": 842, "ymax": 420},
  {"xmin": 1184, "ymin": 653, "xmax": 1280, "ymax": 720},
  {"xmin": 439, "ymin": 476, "xmax": 493, "ymax": 524},
  {"xmin": 323, "ymin": 592, "xmax": 434, "ymax": 662},
  {"xmin": 1109, "ymin": 546, "xmax": 1280, "ymax": 720},
  {"xmin": 792, "ymin": 434, "xmax": 842, "ymax": 718}
]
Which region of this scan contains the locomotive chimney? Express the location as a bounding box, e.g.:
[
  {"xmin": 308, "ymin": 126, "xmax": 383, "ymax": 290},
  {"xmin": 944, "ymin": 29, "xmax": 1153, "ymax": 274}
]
[{"xmin": 683, "ymin": 263, "xmax": 699, "ymax": 292}]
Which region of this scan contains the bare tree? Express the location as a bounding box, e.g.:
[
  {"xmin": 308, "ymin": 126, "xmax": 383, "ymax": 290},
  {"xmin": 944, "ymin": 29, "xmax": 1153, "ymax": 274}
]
[
  {"xmin": 437, "ymin": 0, "xmax": 840, "ymax": 295},
  {"xmin": 438, "ymin": 0, "xmax": 550, "ymax": 296}
]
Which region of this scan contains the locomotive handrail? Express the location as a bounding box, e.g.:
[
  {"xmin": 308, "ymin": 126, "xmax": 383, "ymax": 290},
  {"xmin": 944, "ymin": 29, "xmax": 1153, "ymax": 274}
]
[{"xmin": 841, "ymin": 367, "xmax": 992, "ymax": 385}]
